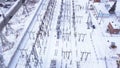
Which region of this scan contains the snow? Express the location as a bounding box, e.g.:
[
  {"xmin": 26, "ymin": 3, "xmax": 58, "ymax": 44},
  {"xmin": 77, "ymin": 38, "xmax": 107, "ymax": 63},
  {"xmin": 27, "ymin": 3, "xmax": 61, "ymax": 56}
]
[
  {"xmin": 0, "ymin": 1, "xmax": 14, "ymax": 17},
  {"xmin": 110, "ymin": 21, "xmax": 120, "ymax": 29},
  {"xmin": 0, "ymin": 0, "xmax": 42, "ymax": 67},
  {"xmin": 1, "ymin": 0, "xmax": 120, "ymax": 68}
]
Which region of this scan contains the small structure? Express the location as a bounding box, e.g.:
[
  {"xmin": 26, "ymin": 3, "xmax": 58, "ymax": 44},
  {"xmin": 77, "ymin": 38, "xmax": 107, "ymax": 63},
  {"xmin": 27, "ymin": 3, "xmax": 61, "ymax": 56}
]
[
  {"xmin": 107, "ymin": 22, "xmax": 120, "ymax": 34},
  {"xmin": 109, "ymin": 42, "xmax": 117, "ymax": 49},
  {"xmin": 50, "ymin": 60, "xmax": 56, "ymax": 68}
]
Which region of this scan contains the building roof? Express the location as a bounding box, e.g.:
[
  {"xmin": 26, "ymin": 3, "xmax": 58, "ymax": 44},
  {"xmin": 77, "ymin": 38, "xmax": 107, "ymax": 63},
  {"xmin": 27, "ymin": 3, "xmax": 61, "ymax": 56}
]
[{"xmin": 110, "ymin": 21, "xmax": 120, "ymax": 29}]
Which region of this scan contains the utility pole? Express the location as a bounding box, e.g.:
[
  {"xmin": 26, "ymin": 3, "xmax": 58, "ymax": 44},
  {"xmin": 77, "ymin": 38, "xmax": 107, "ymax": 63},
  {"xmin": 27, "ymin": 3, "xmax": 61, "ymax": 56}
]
[
  {"xmin": 87, "ymin": 12, "xmax": 92, "ymax": 29},
  {"xmin": 80, "ymin": 52, "xmax": 91, "ymax": 61},
  {"xmin": 78, "ymin": 33, "xmax": 86, "ymax": 42}
]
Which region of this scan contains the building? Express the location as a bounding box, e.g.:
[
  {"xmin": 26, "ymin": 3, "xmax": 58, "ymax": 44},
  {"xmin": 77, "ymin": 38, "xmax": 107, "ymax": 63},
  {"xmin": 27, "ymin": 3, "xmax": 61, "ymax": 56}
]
[
  {"xmin": 94, "ymin": 0, "xmax": 101, "ymax": 2},
  {"xmin": 108, "ymin": 22, "xmax": 120, "ymax": 34},
  {"xmin": 93, "ymin": 0, "xmax": 117, "ymax": 2}
]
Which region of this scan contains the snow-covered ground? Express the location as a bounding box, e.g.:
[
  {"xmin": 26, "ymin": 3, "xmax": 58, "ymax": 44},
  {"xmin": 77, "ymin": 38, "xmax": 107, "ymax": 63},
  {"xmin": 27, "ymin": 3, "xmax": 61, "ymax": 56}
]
[
  {"xmin": 0, "ymin": 0, "xmax": 41, "ymax": 67},
  {"xmin": 1, "ymin": 0, "xmax": 120, "ymax": 68}
]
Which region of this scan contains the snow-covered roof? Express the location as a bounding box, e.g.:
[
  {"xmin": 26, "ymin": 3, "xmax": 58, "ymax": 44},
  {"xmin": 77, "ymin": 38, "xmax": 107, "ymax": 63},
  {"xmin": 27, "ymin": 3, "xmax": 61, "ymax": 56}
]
[
  {"xmin": 110, "ymin": 21, "xmax": 120, "ymax": 29},
  {"xmin": 94, "ymin": 1, "xmax": 120, "ymax": 16},
  {"xmin": 94, "ymin": 3, "xmax": 109, "ymax": 14}
]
